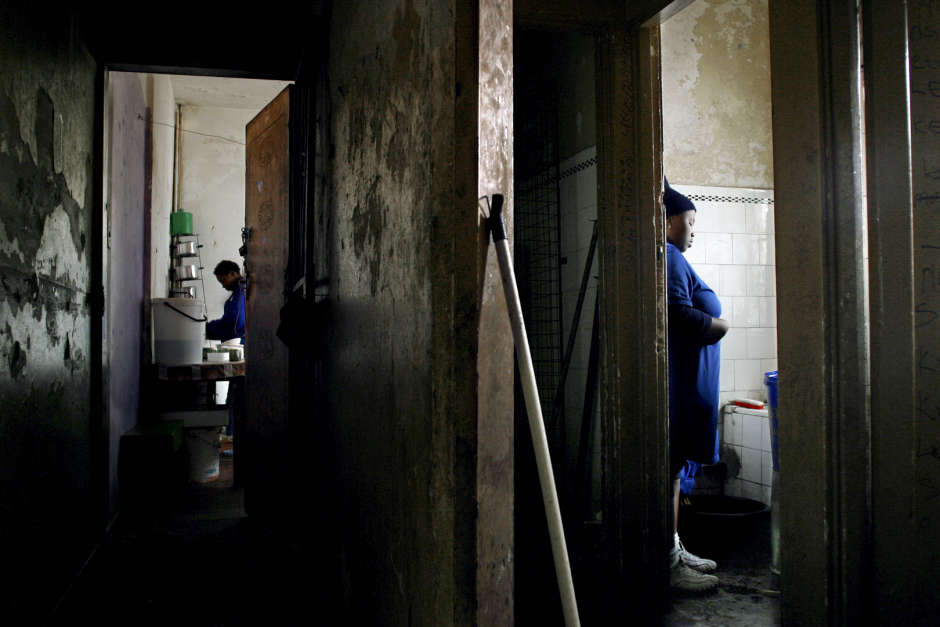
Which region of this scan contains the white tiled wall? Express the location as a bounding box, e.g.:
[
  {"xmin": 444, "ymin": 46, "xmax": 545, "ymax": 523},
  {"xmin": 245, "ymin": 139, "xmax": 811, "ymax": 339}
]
[
  {"xmin": 669, "ymin": 184, "xmax": 778, "ymax": 406},
  {"xmin": 554, "ymin": 167, "xmax": 777, "ymax": 508},
  {"xmin": 722, "ymin": 405, "xmax": 774, "ymax": 506}
]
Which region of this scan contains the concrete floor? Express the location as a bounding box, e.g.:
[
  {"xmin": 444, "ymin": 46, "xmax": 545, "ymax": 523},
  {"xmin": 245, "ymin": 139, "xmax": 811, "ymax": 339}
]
[
  {"xmin": 48, "ymin": 453, "xmax": 334, "ymax": 627},
  {"xmin": 663, "ymin": 508, "xmax": 779, "ymax": 626},
  {"xmin": 515, "ymin": 498, "xmax": 778, "ymax": 626},
  {"xmin": 49, "ymin": 451, "xmax": 778, "ymax": 626}
]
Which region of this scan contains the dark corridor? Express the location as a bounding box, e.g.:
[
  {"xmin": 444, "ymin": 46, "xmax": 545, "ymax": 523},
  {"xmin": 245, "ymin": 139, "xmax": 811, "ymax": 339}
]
[{"xmin": 47, "ymin": 447, "xmax": 338, "ymax": 627}]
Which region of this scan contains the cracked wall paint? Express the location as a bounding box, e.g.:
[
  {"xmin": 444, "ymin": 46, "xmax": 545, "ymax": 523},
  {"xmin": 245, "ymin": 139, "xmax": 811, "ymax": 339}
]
[
  {"xmin": 661, "ymin": 0, "xmax": 773, "ymax": 188},
  {"xmin": 34, "ymin": 205, "xmax": 90, "ymax": 290},
  {"xmin": 0, "ymin": 5, "xmax": 97, "ymax": 621}
]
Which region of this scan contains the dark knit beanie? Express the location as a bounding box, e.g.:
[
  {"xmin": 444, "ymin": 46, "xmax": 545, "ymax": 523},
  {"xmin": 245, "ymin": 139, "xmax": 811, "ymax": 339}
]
[{"xmin": 663, "ymin": 178, "xmax": 696, "ymax": 217}]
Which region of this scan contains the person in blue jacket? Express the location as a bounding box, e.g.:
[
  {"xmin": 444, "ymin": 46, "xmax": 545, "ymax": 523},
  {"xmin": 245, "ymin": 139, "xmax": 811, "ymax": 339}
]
[
  {"xmin": 664, "ymin": 180, "xmax": 728, "ymax": 592},
  {"xmin": 206, "ymin": 260, "xmax": 246, "ymax": 344}
]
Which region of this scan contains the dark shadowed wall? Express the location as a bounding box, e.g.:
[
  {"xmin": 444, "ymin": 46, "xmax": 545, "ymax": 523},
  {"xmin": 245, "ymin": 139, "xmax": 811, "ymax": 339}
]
[
  {"xmin": 325, "ymin": 0, "xmax": 461, "ymax": 623},
  {"xmin": 0, "ymin": 3, "xmax": 98, "ymax": 623},
  {"xmin": 321, "ymin": 0, "xmax": 516, "ymax": 624}
]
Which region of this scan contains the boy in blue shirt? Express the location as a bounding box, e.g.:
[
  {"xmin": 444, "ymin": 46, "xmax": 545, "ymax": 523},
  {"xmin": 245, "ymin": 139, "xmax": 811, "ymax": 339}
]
[{"xmin": 206, "ymin": 260, "xmax": 246, "ymax": 344}]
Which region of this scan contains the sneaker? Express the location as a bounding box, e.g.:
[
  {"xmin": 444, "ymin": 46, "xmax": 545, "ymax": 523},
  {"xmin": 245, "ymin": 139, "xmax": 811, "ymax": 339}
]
[
  {"xmin": 670, "ymin": 563, "xmax": 719, "ymax": 592},
  {"xmin": 676, "ymin": 535, "xmax": 717, "ymax": 573}
]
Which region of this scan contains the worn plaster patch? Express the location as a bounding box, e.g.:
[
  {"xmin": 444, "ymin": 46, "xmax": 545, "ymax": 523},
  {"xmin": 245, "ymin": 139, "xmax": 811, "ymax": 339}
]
[
  {"xmin": 661, "ymin": 0, "xmax": 773, "ymax": 188},
  {"xmin": 34, "ymin": 204, "xmax": 88, "ymax": 289},
  {"xmin": 8, "ymin": 50, "xmax": 94, "ymax": 209},
  {"xmin": 1, "ymin": 299, "xmax": 87, "ymax": 382}
]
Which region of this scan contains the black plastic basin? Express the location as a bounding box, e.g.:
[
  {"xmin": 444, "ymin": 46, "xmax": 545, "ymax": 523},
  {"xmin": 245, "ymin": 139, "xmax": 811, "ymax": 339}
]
[
  {"xmin": 679, "ymin": 495, "xmax": 771, "ymax": 556},
  {"xmin": 685, "ymin": 495, "xmax": 769, "ymax": 517}
]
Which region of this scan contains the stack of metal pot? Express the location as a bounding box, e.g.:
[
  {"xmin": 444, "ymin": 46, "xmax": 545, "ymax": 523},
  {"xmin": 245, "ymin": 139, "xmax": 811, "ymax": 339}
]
[{"xmin": 170, "ymin": 232, "xmax": 203, "ymax": 298}]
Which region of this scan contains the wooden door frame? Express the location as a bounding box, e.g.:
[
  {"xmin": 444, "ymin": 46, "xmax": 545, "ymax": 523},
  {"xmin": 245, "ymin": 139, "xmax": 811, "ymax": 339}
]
[
  {"xmin": 769, "ymin": 1, "xmax": 879, "ymax": 624},
  {"xmin": 594, "ymin": 16, "xmax": 670, "ymax": 616},
  {"xmin": 515, "ymin": 0, "xmax": 675, "ymax": 616},
  {"xmin": 862, "ymin": 1, "xmax": 918, "ymax": 623}
]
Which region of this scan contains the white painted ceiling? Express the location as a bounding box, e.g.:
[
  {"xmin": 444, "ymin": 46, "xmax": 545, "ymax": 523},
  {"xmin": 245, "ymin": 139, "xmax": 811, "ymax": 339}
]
[{"xmin": 166, "ymin": 75, "xmax": 292, "ymax": 110}]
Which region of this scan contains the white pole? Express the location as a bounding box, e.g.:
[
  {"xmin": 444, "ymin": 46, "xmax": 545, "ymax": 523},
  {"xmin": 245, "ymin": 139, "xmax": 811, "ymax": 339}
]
[{"xmin": 488, "ymin": 195, "xmax": 581, "ymax": 627}]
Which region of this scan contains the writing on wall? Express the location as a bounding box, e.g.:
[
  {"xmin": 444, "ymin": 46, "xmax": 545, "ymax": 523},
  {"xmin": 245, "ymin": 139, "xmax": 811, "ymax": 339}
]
[{"xmin": 911, "ymin": 0, "xmax": 940, "ymax": 559}]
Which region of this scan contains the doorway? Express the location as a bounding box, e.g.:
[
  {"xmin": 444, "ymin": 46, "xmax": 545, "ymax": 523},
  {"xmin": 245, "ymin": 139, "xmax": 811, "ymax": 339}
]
[
  {"xmin": 104, "ymin": 71, "xmax": 291, "ymax": 518},
  {"xmin": 512, "ymin": 5, "xmax": 780, "ymax": 621},
  {"xmin": 659, "ymin": 1, "xmax": 779, "ymax": 622},
  {"xmin": 513, "ymin": 27, "xmax": 603, "ymax": 624}
]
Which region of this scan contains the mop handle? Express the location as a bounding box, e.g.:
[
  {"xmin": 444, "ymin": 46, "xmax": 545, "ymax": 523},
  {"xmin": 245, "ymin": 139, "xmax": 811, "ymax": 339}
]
[{"xmin": 488, "ymin": 194, "xmax": 581, "ymax": 627}]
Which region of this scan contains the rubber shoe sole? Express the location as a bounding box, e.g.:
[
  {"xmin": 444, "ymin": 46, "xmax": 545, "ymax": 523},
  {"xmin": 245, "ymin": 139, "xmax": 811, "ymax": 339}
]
[
  {"xmin": 680, "ymin": 551, "xmax": 717, "ymax": 573},
  {"xmin": 677, "ymin": 537, "xmax": 717, "ymax": 573},
  {"xmin": 670, "ymin": 563, "xmax": 719, "ymax": 592}
]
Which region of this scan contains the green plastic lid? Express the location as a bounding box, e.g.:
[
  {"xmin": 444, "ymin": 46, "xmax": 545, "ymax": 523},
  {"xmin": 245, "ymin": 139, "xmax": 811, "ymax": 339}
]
[{"xmin": 170, "ymin": 211, "xmax": 193, "ymax": 236}]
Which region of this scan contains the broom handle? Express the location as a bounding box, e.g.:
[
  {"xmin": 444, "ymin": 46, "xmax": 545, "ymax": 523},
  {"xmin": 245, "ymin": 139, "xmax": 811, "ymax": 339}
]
[{"xmin": 488, "ymin": 194, "xmax": 580, "ymax": 627}]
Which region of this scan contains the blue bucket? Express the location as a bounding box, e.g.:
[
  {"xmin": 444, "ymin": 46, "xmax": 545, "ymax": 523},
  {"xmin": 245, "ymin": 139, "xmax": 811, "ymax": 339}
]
[{"xmin": 764, "ymin": 371, "xmax": 779, "ymax": 471}]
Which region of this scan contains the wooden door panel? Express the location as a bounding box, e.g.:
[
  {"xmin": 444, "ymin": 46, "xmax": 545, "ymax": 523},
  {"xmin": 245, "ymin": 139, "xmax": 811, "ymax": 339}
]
[{"xmin": 244, "ymin": 86, "xmax": 291, "ymax": 522}]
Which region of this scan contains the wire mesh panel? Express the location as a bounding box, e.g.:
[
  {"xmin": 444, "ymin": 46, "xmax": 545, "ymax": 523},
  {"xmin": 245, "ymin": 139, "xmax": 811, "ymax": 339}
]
[{"xmin": 514, "ymin": 34, "xmax": 565, "ymax": 426}]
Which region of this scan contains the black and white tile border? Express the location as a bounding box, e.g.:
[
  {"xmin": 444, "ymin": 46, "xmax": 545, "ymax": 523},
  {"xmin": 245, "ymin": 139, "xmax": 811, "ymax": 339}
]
[
  {"xmin": 549, "ymin": 155, "xmax": 776, "ymax": 207},
  {"xmin": 688, "ymin": 194, "xmax": 774, "ymax": 205},
  {"xmin": 559, "ymin": 156, "xmax": 597, "ymax": 180}
]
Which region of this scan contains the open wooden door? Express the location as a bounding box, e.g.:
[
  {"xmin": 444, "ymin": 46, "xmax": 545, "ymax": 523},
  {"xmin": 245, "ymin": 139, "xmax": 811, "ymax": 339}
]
[{"xmin": 243, "ymin": 86, "xmax": 291, "ymax": 528}]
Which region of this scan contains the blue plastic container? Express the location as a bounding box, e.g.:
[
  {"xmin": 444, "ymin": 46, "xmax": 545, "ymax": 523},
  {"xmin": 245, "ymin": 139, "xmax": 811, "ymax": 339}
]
[{"xmin": 764, "ymin": 371, "xmax": 779, "ymax": 471}]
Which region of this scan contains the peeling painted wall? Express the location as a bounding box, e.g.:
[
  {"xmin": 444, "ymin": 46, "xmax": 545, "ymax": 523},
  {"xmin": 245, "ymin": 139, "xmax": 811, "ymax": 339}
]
[
  {"xmin": 0, "ymin": 4, "xmax": 98, "ymax": 621},
  {"xmin": 661, "ymin": 0, "xmax": 773, "ymax": 188}
]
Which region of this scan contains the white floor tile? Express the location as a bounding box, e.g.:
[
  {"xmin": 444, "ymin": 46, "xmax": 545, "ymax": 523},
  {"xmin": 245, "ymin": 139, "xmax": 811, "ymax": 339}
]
[
  {"xmin": 706, "ymin": 232, "xmax": 734, "ymax": 265},
  {"xmin": 740, "ymin": 479, "xmax": 762, "ymax": 502},
  {"xmin": 734, "ymin": 359, "xmax": 763, "ymax": 391},
  {"xmin": 721, "ymin": 327, "xmax": 748, "ymax": 360},
  {"xmin": 747, "ymin": 327, "xmax": 776, "ymax": 360},
  {"xmin": 746, "ymin": 202, "xmax": 774, "ymax": 234},
  {"xmin": 739, "ymin": 446, "xmax": 761, "ymax": 483},
  {"xmin": 747, "ymin": 265, "xmax": 774, "ymax": 296},
  {"xmin": 719, "ymin": 203, "xmax": 747, "ymax": 234},
  {"xmin": 733, "ymin": 296, "xmax": 760, "ymax": 327},
  {"xmin": 719, "ymin": 264, "xmax": 747, "ymax": 296},
  {"xmin": 733, "ymin": 233, "xmax": 761, "ymax": 265},
  {"xmin": 759, "ymin": 297, "xmax": 777, "ymax": 327},
  {"xmin": 723, "ymin": 409, "xmax": 742, "ymax": 446},
  {"xmin": 720, "ymin": 359, "xmax": 736, "ymax": 392},
  {"xmin": 762, "ymin": 450, "xmax": 774, "ymax": 487},
  {"xmin": 743, "ymin": 414, "xmax": 762, "ymax": 450}
]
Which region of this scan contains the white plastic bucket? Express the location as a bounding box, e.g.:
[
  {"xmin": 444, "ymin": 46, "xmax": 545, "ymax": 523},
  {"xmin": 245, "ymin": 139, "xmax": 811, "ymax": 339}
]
[
  {"xmin": 152, "ymin": 298, "xmax": 206, "ymax": 365},
  {"xmin": 182, "ymin": 427, "xmax": 220, "ymax": 483}
]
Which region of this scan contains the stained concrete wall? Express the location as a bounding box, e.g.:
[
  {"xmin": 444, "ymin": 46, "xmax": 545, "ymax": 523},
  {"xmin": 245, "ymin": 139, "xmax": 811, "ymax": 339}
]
[
  {"xmin": 179, "ymin": 105, "xmax": 253, "ymax": 318},
  {"xmin": 0, "ymin": 4, "xmax": 98, "ymax": 622},
  {"xmin": 661, "ymin": 0, "xmax": 773, "ymax": 189},
  {"xmin": 325, "ymin": 0, "xmax": 483, "ymax": 623}
]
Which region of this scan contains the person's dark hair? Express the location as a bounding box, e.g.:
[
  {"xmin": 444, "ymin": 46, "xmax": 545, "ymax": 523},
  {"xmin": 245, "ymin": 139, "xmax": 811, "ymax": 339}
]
[
  {"xmin": 214, "ymin": 260, "xmax": 240, "ymax": 276},
  {"xmin": 664, "ymin": 178, "xmax": 697, "ymax": 217}
]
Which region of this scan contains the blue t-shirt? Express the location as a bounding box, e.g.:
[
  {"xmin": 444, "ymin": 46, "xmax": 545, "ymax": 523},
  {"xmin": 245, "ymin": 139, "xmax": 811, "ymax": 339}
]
[
  {"xmin": 206, "ymin": 283, "xmax": 246, "ymax": 344},
  {"xmin": 666, "ymin": 242, "xmax": 721, "ymax": 464}
]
